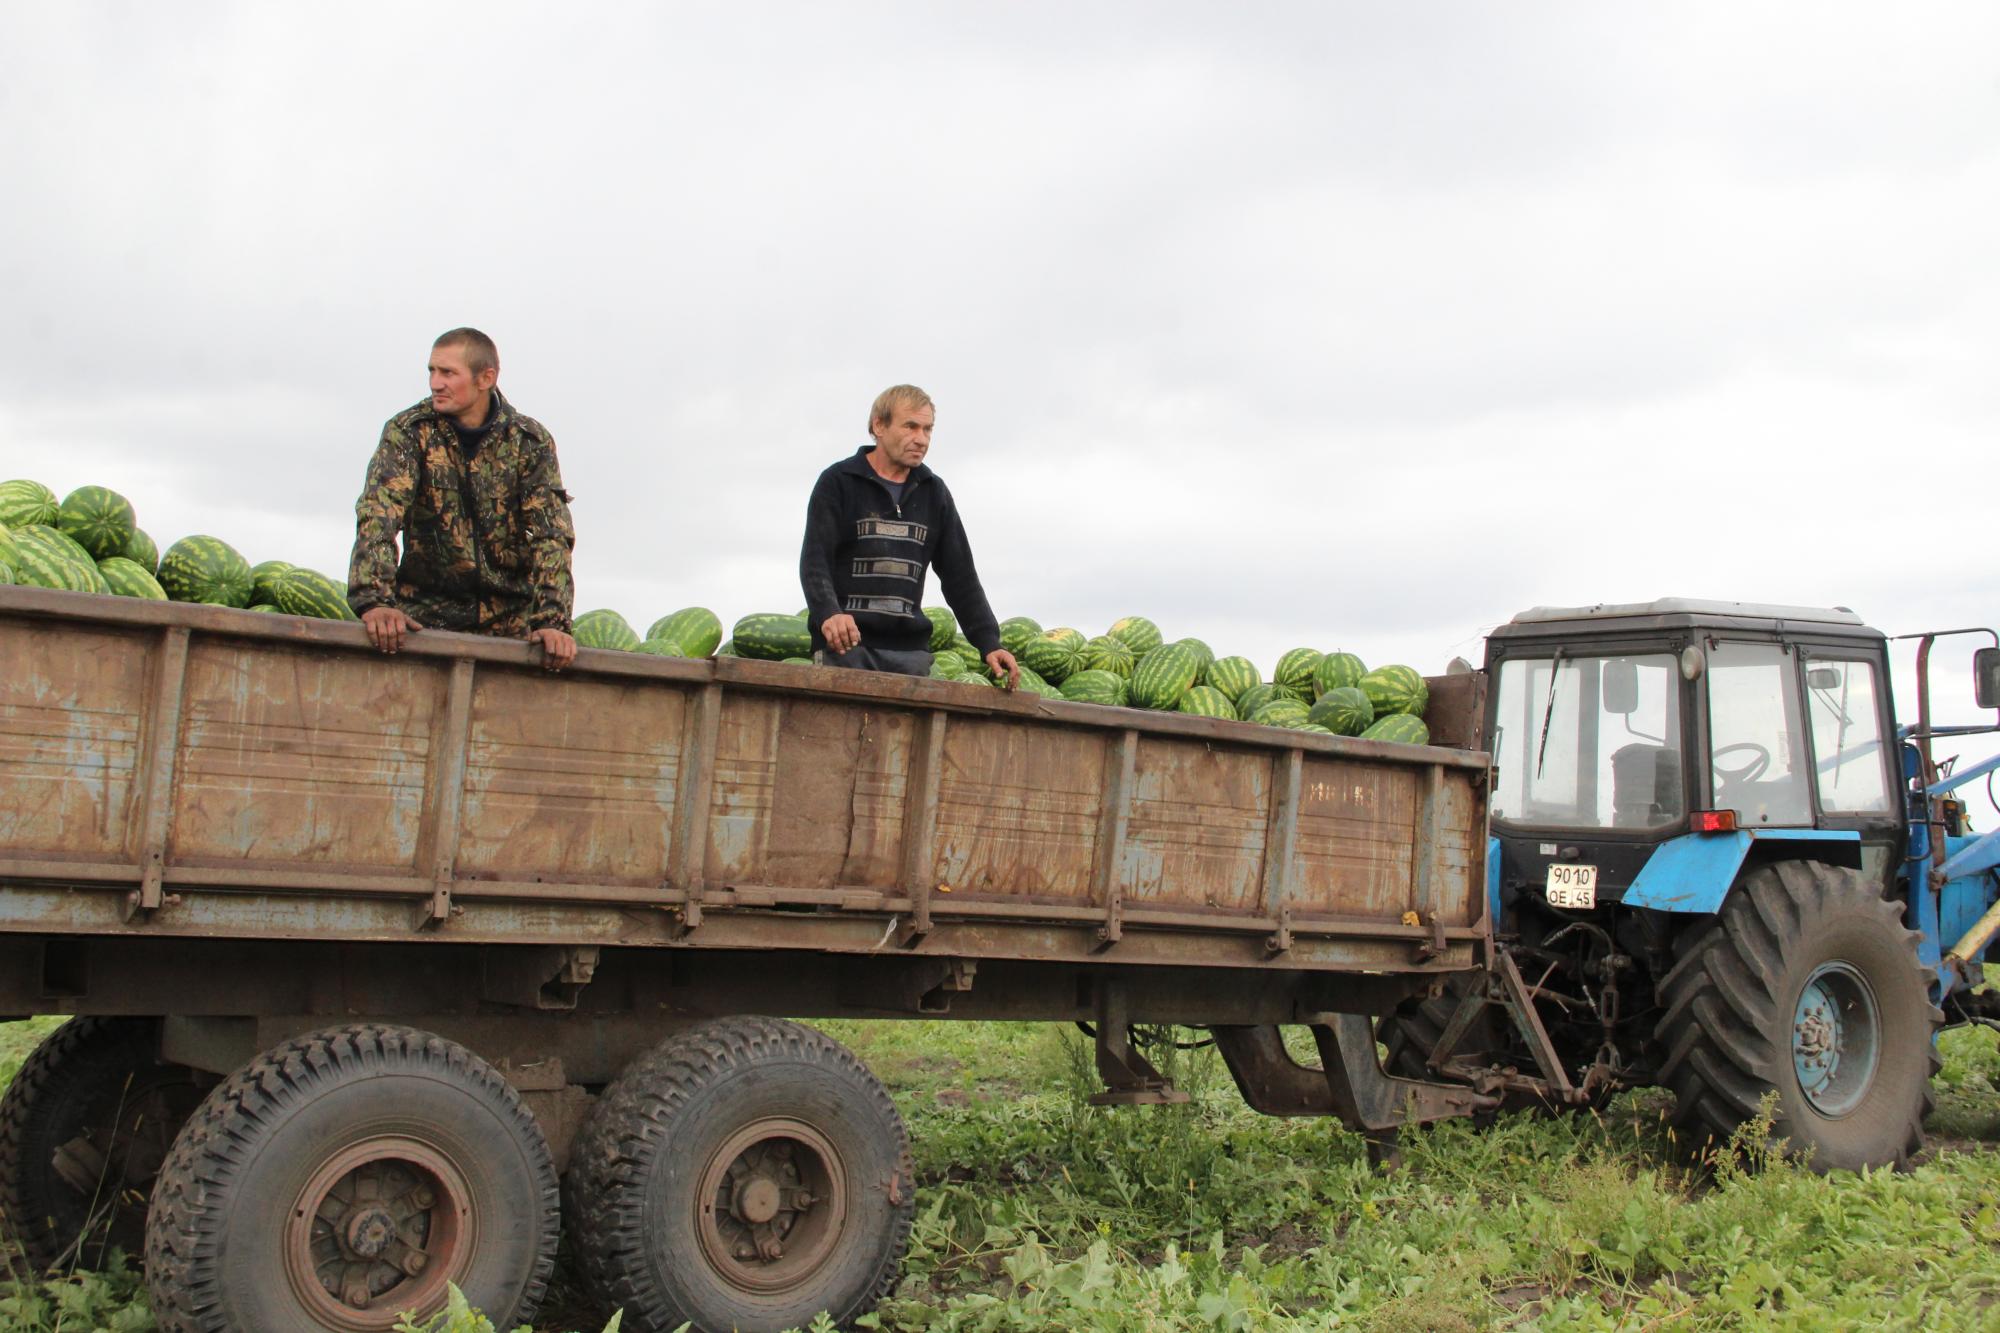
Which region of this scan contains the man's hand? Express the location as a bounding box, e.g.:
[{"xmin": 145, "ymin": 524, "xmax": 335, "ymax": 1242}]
[
  {"xmin": 528, "ymin": 627, "xmax": 577, "ymax": 671},
  {"xmin": 821, "ymin": 613, "xmax": 861, "ymax": 654},
  {"xmin": 361, "ymin": 606, "xmax": 422, "ymax": 654},
  {"xmin": 986, "ymin": 648, "xmax": 1021, "ymax": 690}
]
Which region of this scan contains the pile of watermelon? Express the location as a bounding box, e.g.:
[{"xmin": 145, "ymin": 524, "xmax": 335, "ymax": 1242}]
[
  {"xmin": 569, "ymin": 603, "xmax": 1435, "ymax": 746},
  {"xmin": 0, "ymin": 478, "xmax": 355, "ymax": 620}
]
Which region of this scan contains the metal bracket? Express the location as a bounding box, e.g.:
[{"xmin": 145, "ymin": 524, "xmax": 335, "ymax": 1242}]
[
  {"xmin": 1087, "ymin": 985, "xmax": 1188, "ymax": 1106},
  {"xmin": 1265, "ymin": 906, "xmax": 1294, "ymax": 955}
]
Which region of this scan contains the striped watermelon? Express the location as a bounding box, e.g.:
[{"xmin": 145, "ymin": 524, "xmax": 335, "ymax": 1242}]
[
  {"xmin": 13, "ymin": 526, "xmax": 100, "ymax": 592},
  {"xmin": 636, "ymin": 638, "xmax": 688, "ymax": 656},
  {"xmin": 1360, "ymin": 665, "xmax": 1429, "ymax": 719},
  {"xmin": 0, "ymin": 526, "xmax": 21, "ymax": 575},
  {"xmin": 1274, "ymin": 649, "xmax": 1323, "ymax": 694},
  {"xmin": 999, "ymin": 616, "xmax": 1041, "ymax": 656},
  {"xmin": 97, "ymin": 556, "xmax": 167, "ymax": 600},
  {"xmin": 1108, "ymin": 616, "xmax": 1163, "ymax": 655},
  {"xmin": 250, "ymin": 560, "xmax": 296, "ymax": 606},
  {"xmin": 929, "ymin": 650, "xmax": 965, "ymax": 679},
  {"xmin": 1204, "ymin": 656, "xmax": 1260, "ymax": 703},
  {"xmin": 121, "ymin": 527, "xmax": 159, "ymax": 575},
  {"xmin": 1309, "ymin": 686, "xmax": 1374, "ymax": 736},
  {"xmin": 923, "ymin": 606, "xmax": 957, "ymax": 652},
  {"xmin": 1275, "ymin": 683, "xmax": 1313, "ymax": 706},
  {"xmin": 573, "ymin": 610, "xmax": 641, "ymax": 651},
  {"xmin": 1043, "ymin": 627, "xmax": 1086, "ymax": 655},
  {"xmin": 1312, "ymin": 652, "xmax": 1368, "ymax": 698},
  {"xmin": 1362, "ymin": 713, "xmax": 1431, "ymax": 745},
  {"xmin": 732, "ymin": 613, "xmax": 812, "ymax": 661},
  {"xmin": 57, "ymin": 487, "xmax": 137, "ymax": 560},
  {"xmin": 1059, "ymin": 669, "xmax": 1127, "ymax": 705},
  {"xmin": 158, "ymin": 536, "xmax": 253, "ymax": 607},
  {"xmin": 1177, "ymin": 686, "xmax": 1238, "ymax": 720},
  {"xmin": 1235, "ymin": 683, "xmax": 1286, "ymax": 718},
  {"xmin": 1297, "ymin": 723, "xmax": 1336, "ymax": 735},
  {"xmin": 247, "ymin": 603, "xmax": 282, "ymax": 613},
  {"xmin": 1129, "ymin": 642, "xmax": 1201, "ymax": 710},
  {"xmin": 782, "ymin": 657, "xmax": 814, "ymax": 666},
  {"xmin": 0, "ymin": 480, "xmax": 58, "ymax": 529},
  {"xmin": 1250, "ymin": 698, "xmax": 1312, "ymax": 728},
  {"xmin": 1079, "ymin": 635, "xmax": 1135, "ymax": 679},
  {"xmin": 647, "ymin": 607, "xmax": 723, "ymax": 657},
  {"xmin": 272, "ymin": 568, "xmax": 358, "ymax": 620},
  {"xmin": 715, "ymin": 640, "xmax": 740, "ymax": 657},
  {"xmin": 1172, "ymin": 638, "xmax": 1214, "ymax": 675},
  {"xmin": 951, "ymin": 632, "xmax": 979, "ymax": 663},
  {"xmin": 1022, "ymin": 630, "xmax": 1083, "ymax": 683},
  {"xmin": 952, "ymin": 671, "xmax": 994, "ymax": 688},
  {"xmin": 0, "ymin": 560, "xmax": 12, "ymax": 586},
  {"xmin": 1011, "ymin": 664, "xmax": 1060, "ymax": 698}
]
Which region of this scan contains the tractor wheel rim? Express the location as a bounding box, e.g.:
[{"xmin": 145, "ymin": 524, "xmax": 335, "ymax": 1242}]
[
  {"xmin": 282, "ymin": 1136, "xmax": 474, "ymax": 1330},
  {"xmin": 694, "ymin": 1116, "xmax": 848, "ymax": 1296},
  {"xmin": 1791, "ymin": 960, "xmax": 1880, "ymax": 1118}
]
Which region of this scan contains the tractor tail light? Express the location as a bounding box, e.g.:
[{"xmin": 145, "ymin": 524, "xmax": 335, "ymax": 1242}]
[{"xmin": 1691, "ymin": 809, "xmax": 1738, "ymax": 833}]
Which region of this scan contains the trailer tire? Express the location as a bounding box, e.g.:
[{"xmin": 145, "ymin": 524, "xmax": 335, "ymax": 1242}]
[
  {"xmin": 566, "ymin": 1016, "xmax": 914, "ymax": 1333},
  {"xmin": 142, "ymin": 1023, "xmax": 559, "ymax": 1332},
  {"xmin": 0, "ymin": 1017, "xmax": 210, "ymax": 1273},
  {"xmin": 1655, "ymin": 860, "xmax": 1940, "ymax": 1172}
]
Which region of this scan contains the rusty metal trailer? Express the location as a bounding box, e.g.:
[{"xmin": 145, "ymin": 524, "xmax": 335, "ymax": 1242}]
[{"xmin": 0, "ymin": 586, "xmax": 1503, "ymax": 1333}]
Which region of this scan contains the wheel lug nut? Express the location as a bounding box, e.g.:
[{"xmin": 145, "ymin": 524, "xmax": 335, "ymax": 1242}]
[
  {"xmin": 344, "ymin": 1284, "xmax": 372, "ymax": 1309},
  {"xmin": 410, "ymin": 1187, "xmax": 435, "ymax": 1209}
]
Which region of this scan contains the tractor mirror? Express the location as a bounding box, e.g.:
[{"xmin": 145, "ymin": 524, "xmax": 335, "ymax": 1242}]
[
  {"xmin": 1806, "ymin": 666, "xmax": 1842, "ymax": 690},
  {"xmin": 1977, "ymin": 647, "xmax": 2000, "ymax": 710},
  {"xmin": 1602, "ymin": 659, "xmax": 1639, "ymax": 715}
]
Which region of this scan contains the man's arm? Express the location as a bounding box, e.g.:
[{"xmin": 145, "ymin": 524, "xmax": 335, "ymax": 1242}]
[
  {"xmin": 348, "ymin": 421, "xmax": 417, "ymax": 618},
  {"xmin": 799, "ymin": 470, "xmax": 850, "ymax": 645},
  {"xmin": 518, "ymin": 428, "xmax": 576, "ymax": 634}
]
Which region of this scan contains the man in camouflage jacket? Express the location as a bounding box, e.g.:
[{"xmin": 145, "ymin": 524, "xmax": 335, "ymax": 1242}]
[{"xmin": 347, "ymin": 328, "xmax": 578, "ymax": 668}]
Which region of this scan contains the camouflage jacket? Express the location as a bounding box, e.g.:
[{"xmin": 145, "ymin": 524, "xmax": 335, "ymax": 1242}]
[{"xmin": 347, "ymin": 390, "xmax": 575, "ymax": 635}]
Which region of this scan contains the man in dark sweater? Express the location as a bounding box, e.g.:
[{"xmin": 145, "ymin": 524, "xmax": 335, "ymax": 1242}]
[{"xmin": 800, "ymin": 385, "xmax": 1020, "ymax": 687}]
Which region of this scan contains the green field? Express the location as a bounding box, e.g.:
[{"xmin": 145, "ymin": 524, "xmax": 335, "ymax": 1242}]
[{"xmin": 3, "ymin": 1014, "xmax": 1998, "ymax": 1332}]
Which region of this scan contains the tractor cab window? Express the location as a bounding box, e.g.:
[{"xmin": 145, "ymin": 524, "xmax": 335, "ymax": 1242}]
[
  {"xmin": 1704, "ymin": 642, "xmax": 1812, "ymax": 826},
  {"xmin": 1803, "ymin": 658, "xmax": 1893, "ymax": 814},
  {"xmin": 1490, "ymin": 653, "xmax": 1684, "ymax": 829}
]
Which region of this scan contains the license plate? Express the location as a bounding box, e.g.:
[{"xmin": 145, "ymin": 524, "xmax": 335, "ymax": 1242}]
[{"xmin": 1545, "ymin": 863, "xmax": 1597, "ymax": 909}]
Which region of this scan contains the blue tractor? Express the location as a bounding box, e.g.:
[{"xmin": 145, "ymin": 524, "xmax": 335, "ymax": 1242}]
[{"xmin": 1384, "ymin": 598, "xmax": 2000, "ymax": 1170}]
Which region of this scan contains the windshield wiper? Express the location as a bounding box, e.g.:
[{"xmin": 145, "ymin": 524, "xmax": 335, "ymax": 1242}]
[{"xmin": 1535, "ymin": 649, "xmax": 1566, "ymax": 779}]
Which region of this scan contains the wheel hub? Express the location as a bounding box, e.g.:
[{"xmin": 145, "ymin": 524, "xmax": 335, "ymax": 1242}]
[
  {"xmin": 283, "ymin": 1137, "xmax": 470, "ymax": 1329},
  {"xmin": 1791, "ymin": 961, "xmax": 1881, "ymax": 1118},
  {"xmin": 342, "ymin": 1205, "xmax": 398, "ymax": 1260},
  {"xmin": 696, "ymin": 1118, "xmax": 847, "ymax": 1294}
]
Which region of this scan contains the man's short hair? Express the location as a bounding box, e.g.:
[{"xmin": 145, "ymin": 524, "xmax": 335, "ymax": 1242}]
[
  {"xmin": 869, "ymin": 384, "xmax": 933, "ymax": 434},
  {"xmin": 434, "ymin": 327, "xmax": 500, "ymax": 377}
]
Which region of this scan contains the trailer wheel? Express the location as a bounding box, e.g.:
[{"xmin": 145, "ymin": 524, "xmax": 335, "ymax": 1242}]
[
  {"xmin": 567, "ymin": 1016, "xmax": 914, "ymax": 1333},
  {"xmin": 143, "ymin": 1024, "xmax": 558, "ymax": 1332},
  {"xmin": 0, "ymin": 1017, "xmax": 210, "ymax": 1273},
  {"xmin": 1655, "ymin": 860, "xmax": 1940, "ymax": 1172}
]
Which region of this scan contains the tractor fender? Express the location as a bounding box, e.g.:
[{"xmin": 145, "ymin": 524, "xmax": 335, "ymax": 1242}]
[{"xmin": 1622, "ymin": 829, "xmax": 1861, "ymax": 915}]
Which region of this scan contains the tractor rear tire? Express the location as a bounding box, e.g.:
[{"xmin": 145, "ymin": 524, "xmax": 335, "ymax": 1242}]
[
  {"xmin": 1654, "ymin": 860, "xmax": 1939, "ymax": 1172},
  {"xmin": 566, "ymin": 1016, "xmax": 914, "ymax": 1333},
  {"xmin": 0, "ymin": 1017, "xmax": 210, "ymax": 1273}
]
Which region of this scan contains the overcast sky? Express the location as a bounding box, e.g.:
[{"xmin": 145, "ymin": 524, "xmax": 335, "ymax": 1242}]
[{"xmin": 4, "ymin": 4, "xmax": 1996, "ymax": 801}]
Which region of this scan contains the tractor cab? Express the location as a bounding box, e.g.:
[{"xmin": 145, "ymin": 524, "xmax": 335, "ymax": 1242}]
[{"xmin": 1480, "ymin": 598, "xmax": 1905, "ymax": 922}]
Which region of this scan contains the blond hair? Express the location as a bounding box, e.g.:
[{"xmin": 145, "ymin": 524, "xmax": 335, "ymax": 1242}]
[{"xmin": 868, "ymin": 384, "xmax": 933, "ymax": 436}]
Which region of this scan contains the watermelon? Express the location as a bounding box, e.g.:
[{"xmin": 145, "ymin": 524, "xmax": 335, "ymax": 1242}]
[
  {"xmin": 1274, "ymin": 649, "xmax": 1323, "ymax": 695},
  {"xmin": 1250, "ymin": 698, "xmax": 1312, "ymax": 729},
  {"xmin": 157, "ymin": 536, "xmax": 254, "ymax": 607},
  {"xmin": 1359, "ymin": 665, "xmax": 1429, "ymax": 719},
  {"xmin": 1362, "ymin": 714, "xmax": 1431, "ymax": 746},
  {"xmin": 647, "ymin": 607, "xmax": 723, "ymax": 657},
  {"xmin": 952, "ymin": 671, "xmax": 994, "ymax": 688},
  {"xmin": 782, "ymin": 657, "xmax": 813, "ymax": 666},
  {"xmin": 96, "ymin": 556, "xmax": 167, "ymax": 600},
  {"xmin": 249, "ymin": 560, "xmax": 296, "ymax": 606},
  {"xmin": 998, "ymin": 616, "xmax": 1042, "ymax": 656},
  {"xmin": 1311, "ymin": 652, "xmax": 1367, "ymax": 699},
  {"xmin": 1059, "ymin": 669, "xmax": 1127, "ymax": 705},
  {"xmin": 1022, "ymin": 630, "xmax": 1083, "ymax": 683},
  {"xmin": 0, "ymin": 525, "xmax": 21, "ymax": 574},
  {"xmin": 121, "ymin": 527, "xmax": 159, "ymax": 575},
  {"xmin": 1177, "ymin": 685, "xmax": 1238, "ymax": 720},
  {"xmin": 0, "ymin": 561, "xmax": 12, "ymax": 586},
  {"xmin": 1107, "ymin": 616, "xmax": 1163, "ymax": 655},
  {"xmin": 13, "ymin": 526, "xmax": 100, "ymax": 592},
  {"xmin": 1297, "ymin": 724, "xmax": 1336, "ymax": 735},
  {"xmin": 1274, "ymin": 683, "xmax": 1313, "ymax": 706},
  {"xmin": 247, "ymin": 603, "xmax": 282, "ymax": 613},
  {"xmin": 951, "ymin": 632, "xmax": 980, "ymax": 665},
  {"xmin": 929, "ymin": 650, "xmax": 965, "ymax": 679},
  {"xmin": 0, "ymin": 480, "xmax": 58, "ymax": 529},
  {"xmin": 637, "ymin": 638, "xmax": 688, "ymax": 657},
  {"xmin": 573, "ymin": 609, "xmax": 641, "ymax": 651},
  {"xmin": 1204, "ymin": 656, "xmax": 1260, "ymax": 703},
  {"xmin": 715, "ymin": 640, "xmax": 740, "ymax": 657},
  {"xmin": 272, "ymin": 567, "xmax": 358, "ymax": 620},
  {"xmin": 732, "ymin": 613, "xmax": 812, "ymax": 661},
  {"xmin": 1129, "ymin": 642, "xmax": 1201, "ymax": 710},
  {"xmin": 1011, "ymin": 664, "xmax": 1060, "ymax": 698},
  {"xmin": 57, "ymin": 486, "xmax": 137, "ymax": 560},
  {"xmin": 1078, "ymin": 635, "xmax": 1136, "ymax": 679},
  {"xmin": 1172, "ymin": 638, "xmax": 1215, "ymax": 675},
  {"xmin": 1235, "ymin": 683, "xmax": 1286, "ymax": 718},
  {"xmin": 1309, "ymin": 685, "xmax": 1374, "ymax": 736},
  {"xmin": 923, "ymin": 606, "xmax": 957, "ymax": 653}
]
